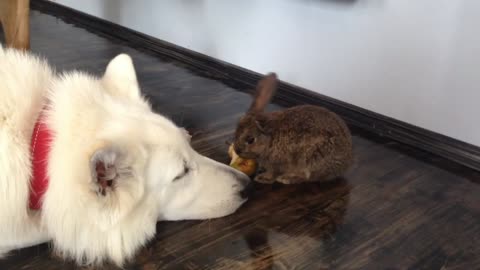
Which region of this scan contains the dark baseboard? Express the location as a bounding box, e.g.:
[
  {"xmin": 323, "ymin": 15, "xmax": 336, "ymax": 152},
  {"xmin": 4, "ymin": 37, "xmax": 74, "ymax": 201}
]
[{"xmin": 31, "ymin": 0, "xmax": 480, "ymax": 172}]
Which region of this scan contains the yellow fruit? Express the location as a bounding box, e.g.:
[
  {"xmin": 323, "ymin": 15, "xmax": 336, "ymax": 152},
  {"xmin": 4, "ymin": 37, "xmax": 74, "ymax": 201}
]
[
  {"xmin": 228, "ymin": 143, "xmax": 257, "ymax": 176},
  {"xmin": 228, "ymin": 144, "xmax": 236, "ymax": 160},
  {"xmin": 232, "ymin": 158, "xmax": 257, "ymax": 176}
]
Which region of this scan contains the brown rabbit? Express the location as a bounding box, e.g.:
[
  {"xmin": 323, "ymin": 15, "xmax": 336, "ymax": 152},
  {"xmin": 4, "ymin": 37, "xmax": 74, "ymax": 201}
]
[{"xmin": 233, "ymin": 73, "xmax": 353, "ymax": 184}]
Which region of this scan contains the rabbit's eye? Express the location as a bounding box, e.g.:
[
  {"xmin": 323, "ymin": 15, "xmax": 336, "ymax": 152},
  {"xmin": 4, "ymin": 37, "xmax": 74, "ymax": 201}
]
[{"xmin": 246, "ymin": 136, "xmax": 256, "ymax": 145}]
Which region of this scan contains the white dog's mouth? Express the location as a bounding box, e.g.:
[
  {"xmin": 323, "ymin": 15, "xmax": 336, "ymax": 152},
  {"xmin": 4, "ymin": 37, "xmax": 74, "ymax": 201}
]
[
  {"xmin": 239, "ymin": 181, "xmax": 254, "ymax": 199},
  {"xmin": 222, "ymin": 167, "xmax": 253, "ymax": 200}
]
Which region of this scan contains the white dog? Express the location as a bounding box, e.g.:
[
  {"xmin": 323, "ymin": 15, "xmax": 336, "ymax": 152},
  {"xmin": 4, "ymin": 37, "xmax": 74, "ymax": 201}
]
[{"xmin": 0, "ymin": 46, "xmax": 250, "ymax": 266}]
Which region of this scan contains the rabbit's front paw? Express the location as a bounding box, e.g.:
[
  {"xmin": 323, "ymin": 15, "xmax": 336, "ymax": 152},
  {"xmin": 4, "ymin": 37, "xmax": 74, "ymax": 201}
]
[
  {"xmin": 277, "ymin": 173, "xmax": 307, "ymax": 184},
  {"xmin": 254, "ymin": 172, "xmax": 275, "ymax": 184}
]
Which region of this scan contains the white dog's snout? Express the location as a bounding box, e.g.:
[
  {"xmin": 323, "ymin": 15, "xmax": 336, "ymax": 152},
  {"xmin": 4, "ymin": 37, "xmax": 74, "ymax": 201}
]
[
  {"xmin": 236, "ymin": 171, "xmax": 250, "ymax": 186},
  {"xmin": 223, "ymin": 166, "xmax": 250, "ymax": 188},
  {"xmin": 230, "ymin": 170, "xmax": 251, "ymax": 199}
]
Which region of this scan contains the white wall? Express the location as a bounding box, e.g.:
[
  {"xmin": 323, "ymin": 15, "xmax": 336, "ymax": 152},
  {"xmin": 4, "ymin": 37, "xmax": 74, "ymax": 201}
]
[{"xmin": 53, "ymin": 0, "xmax": 480, "ymax": 146}]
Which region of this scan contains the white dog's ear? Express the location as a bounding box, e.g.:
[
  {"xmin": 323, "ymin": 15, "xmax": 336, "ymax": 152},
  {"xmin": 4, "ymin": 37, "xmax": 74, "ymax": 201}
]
[
  {"xmin": 89, "ymin": 144, "xmax": 145, "ymax": 228},
  {"xmin": 90, "ymin": 146, "xmax": 123, "ymax": 196},
  {"xmin": 103, "ymin": 54, "xmax": 141, "ymax": 100}
]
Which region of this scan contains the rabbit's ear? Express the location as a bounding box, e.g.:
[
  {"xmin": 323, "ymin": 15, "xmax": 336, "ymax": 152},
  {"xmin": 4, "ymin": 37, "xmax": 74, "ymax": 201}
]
[{"xmin": 249, "ymin": 73, "xmax": 278, "ymax": 113}]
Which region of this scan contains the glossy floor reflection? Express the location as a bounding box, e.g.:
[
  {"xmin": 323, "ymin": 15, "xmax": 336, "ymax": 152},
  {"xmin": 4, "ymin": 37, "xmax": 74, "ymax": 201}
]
[{"xmin": 1, "ymin": 9, "xmax": 480, "ymax": 270}]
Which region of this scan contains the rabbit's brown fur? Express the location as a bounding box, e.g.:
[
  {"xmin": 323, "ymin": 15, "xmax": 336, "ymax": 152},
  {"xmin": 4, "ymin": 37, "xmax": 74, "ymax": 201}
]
[{"xmin": 233, "ymin": 73, "xmax": 353, "ymax": 184}]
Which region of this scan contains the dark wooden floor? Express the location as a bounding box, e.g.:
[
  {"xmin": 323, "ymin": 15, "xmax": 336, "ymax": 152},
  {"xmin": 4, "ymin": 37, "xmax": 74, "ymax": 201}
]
[{"xmin": 1, "ymin": 10, "xmax": 480, "ymax": 270}]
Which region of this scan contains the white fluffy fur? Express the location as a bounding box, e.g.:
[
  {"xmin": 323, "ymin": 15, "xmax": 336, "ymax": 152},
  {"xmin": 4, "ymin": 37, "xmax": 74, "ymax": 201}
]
[{"xmin": 0, "ymin": 46, "xmax": 249, "ymax": 266}]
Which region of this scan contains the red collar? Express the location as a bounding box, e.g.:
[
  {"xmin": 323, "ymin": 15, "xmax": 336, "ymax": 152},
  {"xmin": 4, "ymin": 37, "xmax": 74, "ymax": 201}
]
[{"xmin": 29, "ymin": 112, "xmax": 52, "ymax": 210}]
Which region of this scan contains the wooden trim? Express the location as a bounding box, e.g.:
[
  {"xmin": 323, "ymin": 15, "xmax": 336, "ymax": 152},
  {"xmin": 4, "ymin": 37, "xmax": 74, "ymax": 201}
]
[
  {"xmin": 30, "ymin": 0, "xmax": 480, "ymax": 171},
  {"xmin": 0, "ymin": 0, "xmax": 30, "ymax": 50}
]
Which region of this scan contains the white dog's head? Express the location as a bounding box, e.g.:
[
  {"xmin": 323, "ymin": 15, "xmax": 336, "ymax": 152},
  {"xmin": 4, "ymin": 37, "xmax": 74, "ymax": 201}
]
[{"xmin": 42, "ymin": 54, "xmax": 250, "ymax": 266}]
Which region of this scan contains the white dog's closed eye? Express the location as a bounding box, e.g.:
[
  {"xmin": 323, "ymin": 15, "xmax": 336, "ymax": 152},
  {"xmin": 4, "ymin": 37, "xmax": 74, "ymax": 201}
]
[{"xmin": 173, "ymin": 160, "xmax": 190, "ymax": 182}]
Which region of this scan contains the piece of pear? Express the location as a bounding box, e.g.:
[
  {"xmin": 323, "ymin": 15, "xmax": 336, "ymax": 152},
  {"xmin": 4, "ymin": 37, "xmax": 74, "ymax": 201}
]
[{"xmin": 228, "ymin": 144, "xmax": 257, "ymax": 176}]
